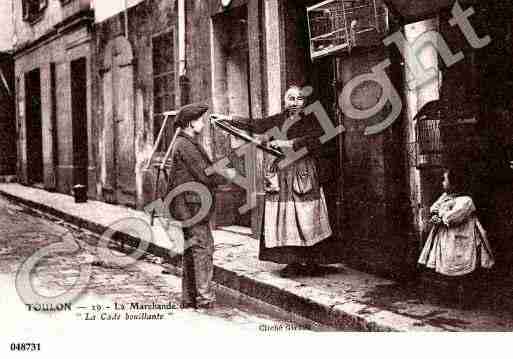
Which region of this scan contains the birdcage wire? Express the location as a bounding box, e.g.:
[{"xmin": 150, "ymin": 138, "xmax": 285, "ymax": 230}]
[
  {"xmin": 415, "ymin": 101, "xmax": 444, "ymax": 168},
  {"xmin": 307, "ymin": 0, "xmax": 387, "ymax": 59},
  {"xmin": 417, "ymin": 116, "xmax": 442, "ymax": 155}
]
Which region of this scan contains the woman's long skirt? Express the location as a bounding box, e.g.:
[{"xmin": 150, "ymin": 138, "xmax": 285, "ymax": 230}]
[{"xmin": 258, "ymin": 157, "xmax": 334, "ymax": 264}]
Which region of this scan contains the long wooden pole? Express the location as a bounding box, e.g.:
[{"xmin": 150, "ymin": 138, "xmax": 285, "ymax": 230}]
[
  {"xmin": 145, "ymin": 113, "xmax": 170, "ymax": 171},
  {"xmin": 161, "ymin": 128, "xmax": 181, "ymax": 171},
  {"xmin": 150, "ymin": 127, "xmax": 181, "ymax": 225}
]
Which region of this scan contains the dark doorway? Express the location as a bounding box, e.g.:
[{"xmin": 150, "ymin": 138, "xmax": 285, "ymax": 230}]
[
  {"xmin": 70, "ymin": 58, "xmax": 88, "ymax": 189},
  {"xmin": 25, "ymin": 68, "xmax": 43, "ymax": 184},
  {"xmin": 0, "ymin": 56, "xmax": 16, "ymax": 176},
  {"xmin": 50, "ymin": 62, "xmax": 58, "ymax": 188}
]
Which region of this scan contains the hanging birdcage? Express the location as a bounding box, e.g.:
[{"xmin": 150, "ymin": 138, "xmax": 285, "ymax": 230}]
[
  {"xmin": 307, "ymin": 0, "xmax": 389, "ymax": 60},
  {"xmin": 415, "ymin": 101, "xmax": 444, "ymax": 169}
]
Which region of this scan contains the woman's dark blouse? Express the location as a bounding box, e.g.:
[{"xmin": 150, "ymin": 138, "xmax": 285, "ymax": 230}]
[{"xmin": 231, "ymin": 111, "xmax": 326, "ymax": 157}]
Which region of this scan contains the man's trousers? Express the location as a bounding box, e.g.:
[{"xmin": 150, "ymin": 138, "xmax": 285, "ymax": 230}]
[{"xmin": 181, "ymin": 222, "xmax": 215, "ymax": 308}]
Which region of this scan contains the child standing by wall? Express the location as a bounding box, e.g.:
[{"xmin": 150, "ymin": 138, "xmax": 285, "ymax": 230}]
[{"xmin": 418, "ymin": 167, "xmax": 494, "ymax": 286}]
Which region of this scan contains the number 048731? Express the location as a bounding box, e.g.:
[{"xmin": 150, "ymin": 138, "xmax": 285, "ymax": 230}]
[{"xmin": 10, "ymin": 343, "xmax": 41, "ymax": 351}]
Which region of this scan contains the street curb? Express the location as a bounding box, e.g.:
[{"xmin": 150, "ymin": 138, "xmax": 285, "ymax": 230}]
[{"xmin": 1, "ymin": 188, "xmax": 429, "ymax": 331}]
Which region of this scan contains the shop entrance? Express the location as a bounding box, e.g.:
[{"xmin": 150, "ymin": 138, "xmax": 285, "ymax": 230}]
[{"xmin": 24, "ymin": 68, "xmax": 43, "ymax": 185}]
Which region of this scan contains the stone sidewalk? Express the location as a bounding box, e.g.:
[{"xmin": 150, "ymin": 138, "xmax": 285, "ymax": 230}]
[{"xmin": 2, "ymin": 183, "xmax": 513, "ymax": 331}]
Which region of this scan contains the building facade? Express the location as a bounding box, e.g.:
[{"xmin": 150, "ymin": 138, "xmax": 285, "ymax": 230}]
[
  {"xmin": 13, "ymin": 0, "xmax": 95, "ymax": 195},
  {"xmin": 89, "ymin": 0, "xmax": 410, "ymax": 277}
]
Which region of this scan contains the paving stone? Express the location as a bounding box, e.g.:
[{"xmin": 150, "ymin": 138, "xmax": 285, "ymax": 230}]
[{"xmin": 0, "ymin": 196, "xmax": 290, "ymax": 331}]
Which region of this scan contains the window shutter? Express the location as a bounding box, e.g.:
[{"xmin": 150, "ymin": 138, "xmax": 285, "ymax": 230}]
[{"xmin": 22, "ymin": 0, "xmax": 48, "ymax": 22}]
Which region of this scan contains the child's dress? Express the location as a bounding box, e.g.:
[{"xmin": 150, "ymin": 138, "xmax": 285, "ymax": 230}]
[{"xmin": 418, "ymin": 193, "xmax": 495, "ymax": 276}]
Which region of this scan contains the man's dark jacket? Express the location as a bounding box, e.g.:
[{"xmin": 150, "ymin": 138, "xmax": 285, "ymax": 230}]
[{"xmin": 167, "ymin": 132, "xmax": 225, "ymax": 223}]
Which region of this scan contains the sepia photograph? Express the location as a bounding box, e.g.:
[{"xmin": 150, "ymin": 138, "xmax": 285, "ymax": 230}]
[{"xmin": 1, "ymin": 0, "xmax": 513, "ymax": 356}]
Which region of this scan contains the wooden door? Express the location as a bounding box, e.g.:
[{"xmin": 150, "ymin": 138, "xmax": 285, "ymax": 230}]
[
  {"xmin": 71, "ymin": 58, "xmax": 89, "ymax": 188},
  {"xmin": 101, "ymin": 36, "xmax": 136, "ymax": 206},
  {"xmin": 25, "ymin": 69, "xmax": 44, "ymax": 184}
]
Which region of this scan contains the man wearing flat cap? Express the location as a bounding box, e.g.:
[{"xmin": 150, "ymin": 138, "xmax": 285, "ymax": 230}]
[{"xmin": 167, "ymin": 102, "xmax": 235, "ymax": 309}]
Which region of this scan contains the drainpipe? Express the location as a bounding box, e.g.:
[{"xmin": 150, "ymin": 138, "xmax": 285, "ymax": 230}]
[
  {"xmin": 178, "ymin": 0, "xmax": 189, "ymax": 105},
  {"xmin": 11, "ymin": 0, "xmax": 18, "ymax": 49},
  {"xmin": 124, "ymin": 0, "xmax": 129, "ymax": 38},
  {"xmin": 178, "ymin": 0, "xmax": 185, "ymax": 77}
]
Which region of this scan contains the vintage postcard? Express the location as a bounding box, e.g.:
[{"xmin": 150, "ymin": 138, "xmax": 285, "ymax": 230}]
[{"xmin": 1, "ymin": 0, "xmax": 513, "ymax": 356}]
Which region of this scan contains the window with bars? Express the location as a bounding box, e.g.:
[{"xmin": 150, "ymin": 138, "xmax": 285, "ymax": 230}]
[
  {"xmin": 152, "ymin": 30, "xmax": 176, "ymax": 150},
  {"xmin": 22, "ymin": 0, "xmax": 48, "ymax": 22}
]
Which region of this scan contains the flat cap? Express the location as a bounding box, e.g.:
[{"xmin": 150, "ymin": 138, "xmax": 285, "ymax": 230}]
[{"xmin": 175, "ymin": 102, "xmax": 209, "ymax": 128}]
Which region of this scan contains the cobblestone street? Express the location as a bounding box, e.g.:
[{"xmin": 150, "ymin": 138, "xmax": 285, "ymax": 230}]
[{"xmin": 0, "ymin": 196, "xmax": 311, "ymax": 333}]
